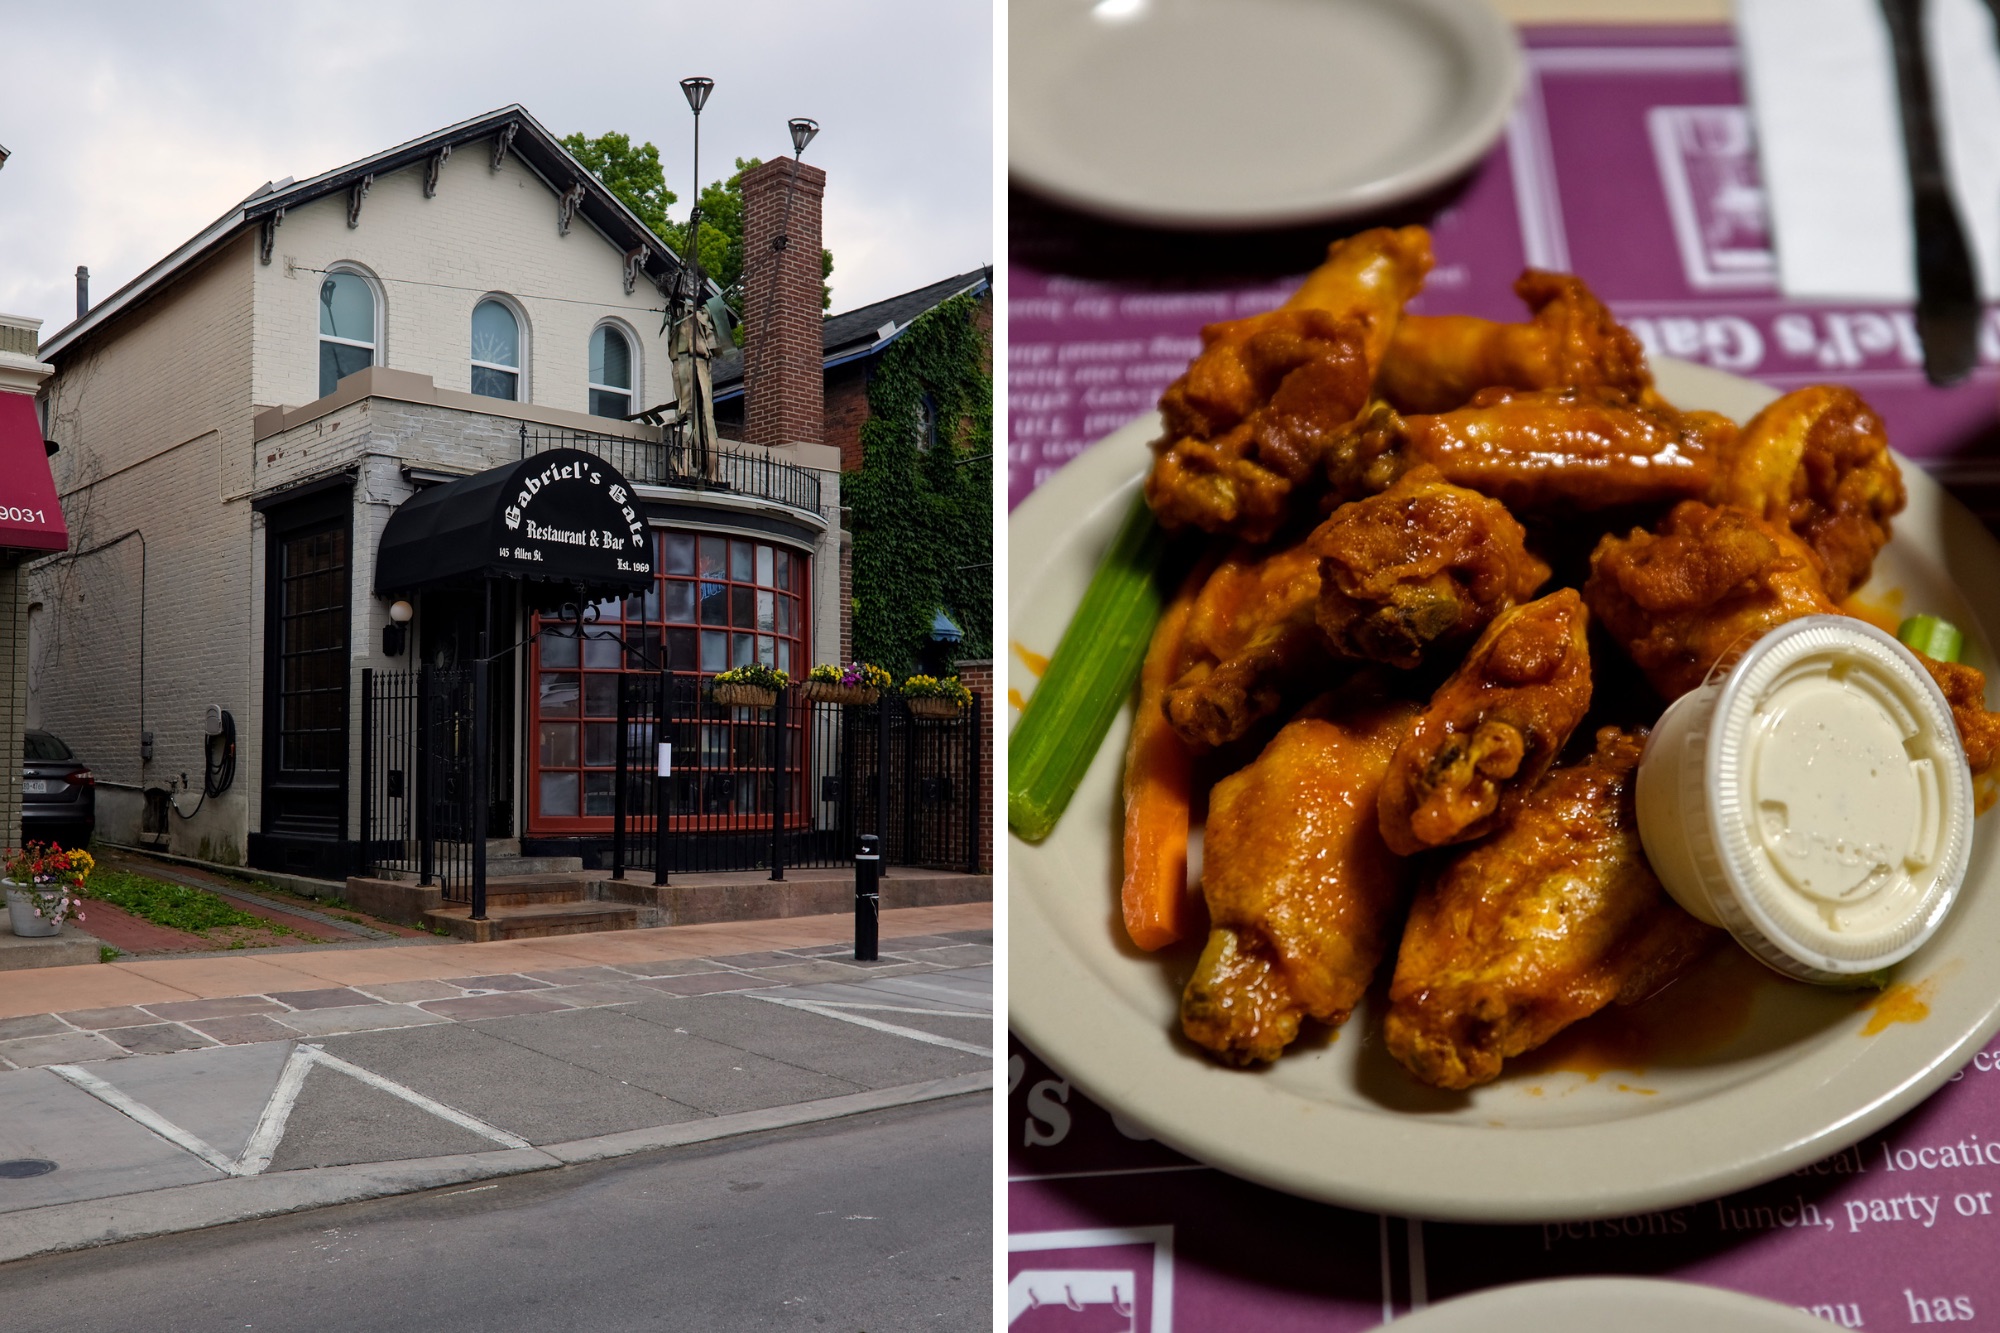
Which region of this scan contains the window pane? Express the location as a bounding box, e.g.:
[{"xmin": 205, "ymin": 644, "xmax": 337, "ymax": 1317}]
[
  {"xmin": 731, "ymin": 586, "xmax": 754, "ymax": 628},
  {"xmin": 538, "ymin": 722, "xmax": 578, "ymax": 767},
  {"xmin": 539, "ymin": 672, "xmax": 578, "ymax": 718},
  {"xmin": 663, "ymin": 581, "xmax": 695, "ymax": 623},
  {"xmin": 583, "ymin": 674, "xmax": 618, "ymax": 717},
  {"xmin": 584, "ymin": 722, "xmax": 617, "ymax": 767},
  {"xmin": 319, "ymin": 273, "xmax": 374, "ymax": 342},
  {"xmin": 776, "ymin": 639, "xmax": 790, "ymax": 674},
  {"xmin": 662, "ymin": 533, "xmax": 695, "ymax": 575},
  {"xmin": 698, "ymin": 536, "xmax": 727, "ymax": 577},
  {"xmin": 539, "ymin": 630, "xmax": 578, "ymax": 668},
  {"xmin": 471, "ymin": 366, "xmax": 517, "ymax": 401},
  {"xmin": 700, "ymin": 630, "xmax": 727, "ymax": 672},
  {"xmin": 730, "ymin": 540, "xmax": 754, "ymax": 582},
  {"xmin": 700, "ymin": 581, "xmax": 728, "ymax": 624},
  {"xmin": 758, "ymin": 635, "xmax": 775, "ymax": 666},
  {"xmin": 627, "ymin": 625, "xmax": 661, "ymax": 671},
  {"xmin": 472, "ymin": 300, "xmax": 519, "ymax": 368},
  {"xmin": 589, "ymin": 388, "xmax": 630, "ymax": 419},
  {"xmin": 668, "ymin": 627, "xmax": 698, "ymax": 671},
  {"xmin": 540, "ymin": 772, "xmax": 578, "ymax": 817},
  {"xmin": 756, "ymin": 545, "xmax": 774, "ymax": 586},
  {"xmin": 732, "ymin": 633, "xmax": 754, "ymax": 667},
  {"xmin": 591, "ymin": 326, "xmax": 632, "ymax": 389},
  {"xmin": 584, "ymin": 772, "xmax": 616, "ymax": 817},
  {"xmin": 582, "ymin": 633, "xmax": 621, "ymax": 669},
  {"xmin": 756, "ymin": 591, "xmax": 775, "ymax": 631},
  {"xmin": 319, "ymin": 341, "xmax": 373, "ymax": 399},
  {"xmin": 774, "ymin": 549, "xmax": 791, "ymax": 591},
  {"xmin": 777, "ymin": 596, "xmax": 792, "ymax": 635}
]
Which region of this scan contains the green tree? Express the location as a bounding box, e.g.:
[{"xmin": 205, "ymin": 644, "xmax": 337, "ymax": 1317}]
[
  {"xmin": 562, "ymin": 136, "xmax": 835, "ymax": 341},
  {"xmin": 845, "ymin": 292, "xmax": 992, "ymax": 675}
]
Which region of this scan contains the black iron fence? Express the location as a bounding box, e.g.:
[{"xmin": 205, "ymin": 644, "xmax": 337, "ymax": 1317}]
[
  {"xmin": 519, "ymin": 424, "xmax": 823, "ymax": 518},
  {"xmin": 358, "ymin": 665, "xmax": 483, "ymax": 906},
  {"xmin": 610, "ymin": 676, "xmax": 982, "ymax": 881}
]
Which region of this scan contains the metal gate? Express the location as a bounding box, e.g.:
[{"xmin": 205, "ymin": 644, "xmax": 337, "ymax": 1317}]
[
  {"xmin": 358, "ymin": 665, "xmax": 483, "ymax": 905},
  {"xmin": 610, "ymin": 675, "xmax": 982, "ymax": 881}
]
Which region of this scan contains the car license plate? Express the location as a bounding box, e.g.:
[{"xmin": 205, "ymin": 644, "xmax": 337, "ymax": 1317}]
[{"xmin": 21, "ymin": 780, "xmax": 55, "ymax": 795}]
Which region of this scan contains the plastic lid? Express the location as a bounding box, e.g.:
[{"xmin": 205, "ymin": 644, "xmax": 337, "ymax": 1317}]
[{"xmin": 1635, "ymin": 616, "xmax": 1973, "ymax": 983}]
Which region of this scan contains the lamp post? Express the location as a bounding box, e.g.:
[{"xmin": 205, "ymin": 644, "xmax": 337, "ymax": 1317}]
[{"xmin": 678, "ymin": 77, "xmax": 713, "ymax": 309}]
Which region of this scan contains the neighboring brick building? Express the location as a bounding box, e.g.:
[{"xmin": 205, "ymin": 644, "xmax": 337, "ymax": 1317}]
[
  {"xmin": 712, "ymin": 268, "xmax": 993, "ymax": 474},
  {"xmin": 26, "ymin": 106, "xmax": 845, "ymax": 878}
]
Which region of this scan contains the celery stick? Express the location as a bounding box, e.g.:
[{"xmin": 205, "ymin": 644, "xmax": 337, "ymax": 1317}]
[
  {"xmin": 1009, "ymin": 494, "xmax": 1169, "ymax": 843},
  {"xmin": 1898, "ymin": 614, "xmax": 1964, "ymax": 664}
]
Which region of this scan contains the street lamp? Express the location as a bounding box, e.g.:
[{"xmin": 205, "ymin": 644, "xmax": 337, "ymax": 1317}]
[{"xmin": 678, "ymin": 76, "xmax": 714, "ymax": 305}]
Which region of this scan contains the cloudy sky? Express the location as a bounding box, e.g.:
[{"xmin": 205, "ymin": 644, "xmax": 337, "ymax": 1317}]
[{"xmin": 0, "ymin": 0, "xmax": 992, "ymax": 342}]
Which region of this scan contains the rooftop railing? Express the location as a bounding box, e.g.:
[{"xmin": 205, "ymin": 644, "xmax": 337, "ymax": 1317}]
[{"xmin": 518, "ymin": 423, "xmax": 823, "ymax": 519}]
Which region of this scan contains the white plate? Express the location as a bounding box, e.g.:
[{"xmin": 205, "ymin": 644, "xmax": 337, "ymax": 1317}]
[
  {"xmin": 1009, "ymin": 0, "xmax": 1522, "ymax": 228},
  {"xmin": 1008, "ymin": 357, "xmax": 2000, "ymax": 1223},
  {"xmin": 1380, "ymin": 1278, "xmax": 1831, "ymax": 1332}
]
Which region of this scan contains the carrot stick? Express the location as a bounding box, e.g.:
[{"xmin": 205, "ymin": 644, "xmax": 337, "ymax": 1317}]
[{"xmin": 1121, "ymin": 563, "xmax": 1208, "ymax": 951}]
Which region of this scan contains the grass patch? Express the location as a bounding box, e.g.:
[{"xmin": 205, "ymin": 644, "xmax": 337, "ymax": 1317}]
[
  {"xmin": 98, "ymin": 945, "xmax": 121, "ymax": 963},
  {"xmin": 87, "ymin": 869, "xmax": 296, "ymax": 940}
]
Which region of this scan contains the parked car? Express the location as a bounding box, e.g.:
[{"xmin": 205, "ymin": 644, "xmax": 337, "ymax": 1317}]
[{"xmin": 21, "ymin": 730, "xmax": 94, "ymax": 850}]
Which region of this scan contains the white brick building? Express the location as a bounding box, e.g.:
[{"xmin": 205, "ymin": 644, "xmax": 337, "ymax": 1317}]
[{"xmin": 28, "ymin": 106, "xmax": 843, "ymax": 878}]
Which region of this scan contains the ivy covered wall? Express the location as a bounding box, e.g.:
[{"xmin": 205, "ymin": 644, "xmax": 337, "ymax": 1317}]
[{"xmin": 844, "ymin": 292, "xmax": 992, "ymax": 674}]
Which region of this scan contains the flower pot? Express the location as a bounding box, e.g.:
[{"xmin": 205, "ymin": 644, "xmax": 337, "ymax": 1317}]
[
  {"xmin": 5, "ymin": 884, "xmax": 66, "ymax": 938},
  {"xmin": 712, "ymin": 683, "xmax": 778, "ymax": 709},
  {"xmin": 907, "ymin": 697, "xmax": 962, "ymax": 719},
  {"xmin": 800, "ymin": 681, "xmax": 880, "ymax": 706}
]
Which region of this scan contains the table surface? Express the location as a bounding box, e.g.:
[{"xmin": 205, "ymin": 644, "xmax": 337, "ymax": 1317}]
[{"xmin": 1005, "ymin": 17, "xmax": 2000, "ymax": 1332}]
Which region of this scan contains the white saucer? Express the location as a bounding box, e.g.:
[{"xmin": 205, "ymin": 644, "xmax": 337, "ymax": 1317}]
[{"xmin": 1009, "ymin": 0, "xmax": 1522, "ymax": 228}]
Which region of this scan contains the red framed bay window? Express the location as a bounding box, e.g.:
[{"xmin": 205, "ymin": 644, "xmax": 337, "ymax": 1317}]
[{"xmin": 528, "ymin": 529, "xmax": 809, "ymax": 833}]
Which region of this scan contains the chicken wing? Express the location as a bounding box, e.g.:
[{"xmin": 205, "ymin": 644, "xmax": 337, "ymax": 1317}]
[
  {"xmin": 1309, "ymin": 464, "xmax": 1551, "ymax": 669},
  {"xmin": 1583, "ymin": 500, "xmax": 1839, "ymax": 701},
  {"xmin": 1398, "ymin": 386, "xmax": 1735, "ymax": 515},
  {"xmin": 1146, "ymin": 227, "xmax": 1433, "ymax": 542},
  {"xmin": 1181, "ymin": 694, "xmax": 1419, "ymax": 1066},
  {"xmin": 1384, "ymin": 727, "xmax": 1720, "ymax": 1090},
  {"xmin": 1916, "ymin": 652, "xmax": 2000, "ymax": 778},
  {"xmin": 1163, "ymin": 536, "xmax": 1332, "ymax": 749},
  {"xmin": 1379, "ymin": 270, "xmax": 1654, "ymax": 414},
  {"xmin": 1708, "ymin": 385, "xmax": 1906, "ymax": 600},
  {"xmin": 1376, "ymin": 589, "xmax": 1593, "ymax": 856}
]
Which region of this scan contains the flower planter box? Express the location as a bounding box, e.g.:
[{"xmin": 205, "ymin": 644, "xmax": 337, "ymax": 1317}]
[
  {"xmin": 800, "ymin": 681, "xmax": 880, "ymax": 706},
  {"xmin": 712, "ymin": 683, "xmax": 778, "ymax": 709},
  {"xmin": 907, "ymin": 697, "xmax": 963, "ymax": 720}
]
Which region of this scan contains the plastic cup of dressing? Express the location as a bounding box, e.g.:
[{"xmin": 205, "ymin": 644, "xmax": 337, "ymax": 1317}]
[{"xmin": 1635, "ymin": 615, "xmax": 1974, "ymax": 984}]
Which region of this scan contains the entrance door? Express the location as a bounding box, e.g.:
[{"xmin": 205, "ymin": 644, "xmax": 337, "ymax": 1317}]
[
  {"xmin": 417, "ymin": 582, "xmax": 516, "ymax": 836},
  {"xmin": 261, "ymin": 503, "xmax": 351, "ymax": 843}
]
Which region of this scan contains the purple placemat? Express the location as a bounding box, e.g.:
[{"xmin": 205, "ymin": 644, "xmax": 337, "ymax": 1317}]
[{"xmin": 1008, "ymin": 24, "xmax": 2000, "ymax": 1331}]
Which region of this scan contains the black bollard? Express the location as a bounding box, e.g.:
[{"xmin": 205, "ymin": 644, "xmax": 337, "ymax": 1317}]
[{"xmin": 854, "ymin": 833, "xmax": 880, "ymax": 962}]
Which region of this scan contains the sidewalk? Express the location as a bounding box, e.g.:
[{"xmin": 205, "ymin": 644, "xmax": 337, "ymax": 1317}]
[{"xmin": 0, "ymin": 903, "xmax": 990, "ymax": 1265}]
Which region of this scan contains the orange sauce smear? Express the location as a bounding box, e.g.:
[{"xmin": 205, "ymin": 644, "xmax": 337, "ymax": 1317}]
[
  {"xmin": 1510, "ymin": 946, "xmax": 1771, "ymax": 1081},
  {"xmin": 1842, "ymin": 588, "xmax": 1905, "ymax": 637},
  {"xmin": 1862, "ymin": 979, "xmax": 1934, "ymax": 1035},
  {"xmin": 1007, "ymin": 687, "xmax": 1028, "ymax": 711},
  {"xmin": 1012, "ymin": 641, "xmax": 1050, "ymax": 677}
]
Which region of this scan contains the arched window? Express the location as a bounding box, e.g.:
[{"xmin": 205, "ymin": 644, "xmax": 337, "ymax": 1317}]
[
  {"xmin": 470, "ymin": 298, "xmax": 522, "ymax": 400},
  {"xmin": 589, "ymin": 324, "xmax": 634, "ymax": 418},
  {"xmin": 915, "ymin": 391, "xmax": 939, "ymax": 451},
  {"xmin": 318, "ymin": 269, "xmax": 377, "ymax": 398}
]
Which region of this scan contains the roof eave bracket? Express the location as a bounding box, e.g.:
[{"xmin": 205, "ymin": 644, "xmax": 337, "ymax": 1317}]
[
  {"xmin": 558, "ymin": 182, "xmax": 587, "ymax": 237},
  {"xmin": 423, "ymin": 143, "xmax": 451, "ymax": 198},
  {"xmin": 259, "ymin": 207, "xmax": 285, "ymax": 265},
  {"xmin": 347, "ymin": 175, "xmax": 373, "ymax": 229},
  {"xmin": 491, "ymin": 122, "xmax": 518, "ymax": 171},
  {"xmin": 624, "ymin": 246, "xmax": 649, "ymax": 296}
]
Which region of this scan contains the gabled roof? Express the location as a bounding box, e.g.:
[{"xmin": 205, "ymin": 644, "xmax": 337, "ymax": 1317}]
[
  {"xmin": 711, "ymin": 266, "xmax": 990, "ymax": 400},
  {"xmin": 41, "ymin": 105, "xmax": 700, "ymax": 361}
]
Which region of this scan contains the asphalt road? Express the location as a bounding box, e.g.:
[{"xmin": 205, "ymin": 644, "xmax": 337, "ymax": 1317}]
[{"xmin": 0, "ymin": 1094, "xmax": 991, "ymax": 1332}]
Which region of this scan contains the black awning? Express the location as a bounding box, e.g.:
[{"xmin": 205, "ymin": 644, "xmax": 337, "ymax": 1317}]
[{"xmin": 375, "ymin": 448, "xmax": 653, "ymax": 597}]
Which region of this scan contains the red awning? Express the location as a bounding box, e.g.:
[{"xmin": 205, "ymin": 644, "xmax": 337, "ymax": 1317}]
[{"xmin": 0, "ymin": 391, "xmax": 66, "ymax": 553}]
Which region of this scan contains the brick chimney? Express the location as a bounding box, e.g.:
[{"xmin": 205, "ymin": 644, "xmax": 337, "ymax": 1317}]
[{"xmin": 739, "ymin": 156, "xmax": 826, "ymax": 449}]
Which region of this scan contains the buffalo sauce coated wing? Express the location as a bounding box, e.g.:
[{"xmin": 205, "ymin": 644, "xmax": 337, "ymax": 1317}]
[
  {"xmin": 1376, "ymin": 589, "xmax": 1593, "ymax": 856},
  {"xmin": 1378, "ymin": 270, "xmax": 1654, "ymax": 414},
  {"xmin": 1709, "ymin": 385, "xmax": 1906, "ymax": 600},
  {"xmin": 1309, "ymin": 464, "xmax": 1551, "ymax": 669},
  {"xmin": 1180, "ymin": 695, "xmax": 1419, "ymax": 1066},
  {"xmin": 1401, "ymin": 387, "xmax": 1733, "ymax": 514},
  {"xmin": 1163, "ymin": 537, "xmax": 1332, "ymax": 749},
  {"xmin": 1384, "ymin": 728, "xmax": 1719, "ymax": 1090},
  {"xmin": 1583, "ymin": 501, "xmax": 1839, "ymax": 701},
  {"xmin": 1146, "ymin": 227, "xmax": 1432, "ymax": 542}
]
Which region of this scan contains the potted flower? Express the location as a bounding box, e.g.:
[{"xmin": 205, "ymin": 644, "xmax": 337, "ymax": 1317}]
[
  {"xmin": 708, "ymin": 663, "xmax": 790, "ymax": 709},
  {"xmin": 800, "ymin": 662, "xmax": 891, "ymax": 706},
  {"xmin": 3, "ymin": 844, "xmax": 92, "ymax": 938},
  {"xmin": 899, "ymin": 674, "xmax": 974, "ymax": 719}
]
